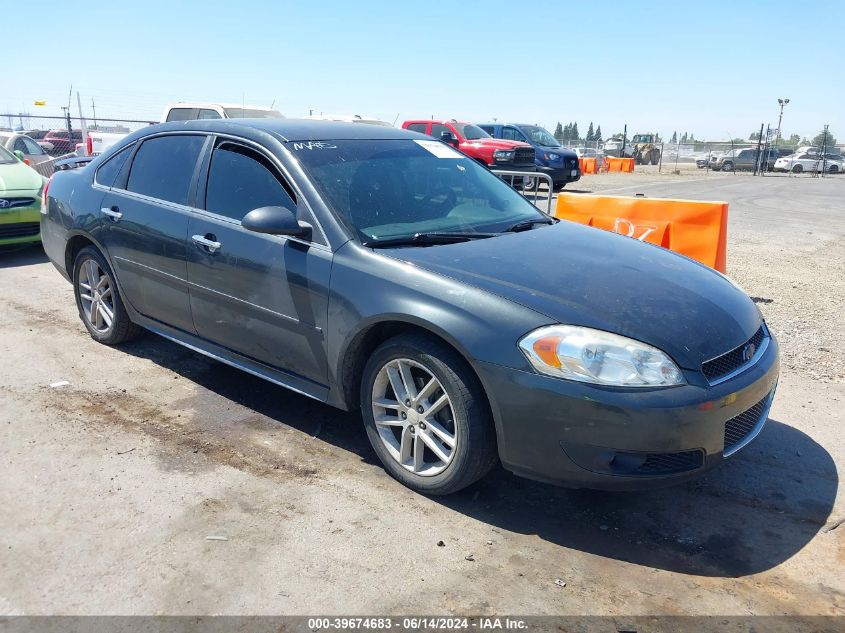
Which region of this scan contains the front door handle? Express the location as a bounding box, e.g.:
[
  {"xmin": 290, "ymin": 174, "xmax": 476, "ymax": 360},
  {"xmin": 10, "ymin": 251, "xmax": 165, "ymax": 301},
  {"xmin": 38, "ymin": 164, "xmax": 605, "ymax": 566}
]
[
  {"xmin": 101, "ymin": 206, "xmax": 122, "ymax": 221},
  {"xmin": 192, "ymin": 234, "xmax": 222, "ymax": 253}
]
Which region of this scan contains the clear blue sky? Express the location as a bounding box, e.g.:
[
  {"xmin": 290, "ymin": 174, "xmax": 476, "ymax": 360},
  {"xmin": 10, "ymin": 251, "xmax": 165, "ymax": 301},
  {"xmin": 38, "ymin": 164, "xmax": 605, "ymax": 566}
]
[{"xmin": 5, "ymin": 0, "xmax": 843, "ymax": 141}]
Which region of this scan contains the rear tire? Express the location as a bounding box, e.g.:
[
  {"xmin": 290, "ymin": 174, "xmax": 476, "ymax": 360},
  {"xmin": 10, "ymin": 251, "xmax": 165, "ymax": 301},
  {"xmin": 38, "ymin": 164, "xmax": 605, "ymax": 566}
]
[
  {"xmin": 828, "ymin": 164, "xmax": 839, "ymax": 174},
  {"xmin": 360, "ymin": 333, "xmax": 498, "ymax": 495},
  {"xmin": 73, "ymin": 246, "xmax": 143, "ymax": 345}
]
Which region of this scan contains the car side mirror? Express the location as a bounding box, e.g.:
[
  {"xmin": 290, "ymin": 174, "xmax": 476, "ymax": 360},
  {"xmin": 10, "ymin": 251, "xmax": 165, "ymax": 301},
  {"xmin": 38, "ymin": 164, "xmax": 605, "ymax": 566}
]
[
  {"xmin": 440, "ymin": 131, "xmax": 459, "ymax": 148},
  {"xmin": 13, "ymin": 150, "xmax": 25, "ymax": 162},
  {"xmin": 241, "ymin": 205, "xmax": 312, "ymax": 239}
]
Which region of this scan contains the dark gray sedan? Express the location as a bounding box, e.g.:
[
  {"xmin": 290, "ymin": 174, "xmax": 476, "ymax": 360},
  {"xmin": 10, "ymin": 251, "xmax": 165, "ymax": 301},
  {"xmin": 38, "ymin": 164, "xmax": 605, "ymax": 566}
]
[{"xmin": 41, "ymin": 120, "xmax": 779, "ymax": 495}]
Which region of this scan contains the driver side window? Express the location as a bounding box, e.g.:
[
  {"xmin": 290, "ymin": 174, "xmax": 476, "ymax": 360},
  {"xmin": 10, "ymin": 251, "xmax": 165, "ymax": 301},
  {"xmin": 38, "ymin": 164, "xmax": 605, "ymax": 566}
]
[{"xmin": 205, "ymin": 142, "xmax": 296, "ymax": 222}]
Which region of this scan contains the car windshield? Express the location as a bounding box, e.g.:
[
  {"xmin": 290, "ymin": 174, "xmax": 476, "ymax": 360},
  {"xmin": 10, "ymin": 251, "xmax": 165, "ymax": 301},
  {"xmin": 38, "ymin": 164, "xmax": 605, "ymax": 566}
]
[
  {"xmin": 223, "ymin": 108, "xmax": 285, "ymax": 119},
  {"xmin": 521, "ymin": 126, "xmax": 560, "ymax": 147},
  {"xmin": 293, "ymin": 139, "xmax": 547, "ymax": 244},
  {"xmin": 0, "ymin": 144, "xmax": 16, "ymax": 164},
  {"xmin": 451, "ymin": 123, "xmax": 490, "ymax": 140}
]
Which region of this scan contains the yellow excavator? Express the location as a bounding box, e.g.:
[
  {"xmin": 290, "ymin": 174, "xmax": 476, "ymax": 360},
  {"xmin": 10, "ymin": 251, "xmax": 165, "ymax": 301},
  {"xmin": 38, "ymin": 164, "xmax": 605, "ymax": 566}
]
[{"xmin": 629, "ymin": 134, "xmax": 661, "ymax": 165}]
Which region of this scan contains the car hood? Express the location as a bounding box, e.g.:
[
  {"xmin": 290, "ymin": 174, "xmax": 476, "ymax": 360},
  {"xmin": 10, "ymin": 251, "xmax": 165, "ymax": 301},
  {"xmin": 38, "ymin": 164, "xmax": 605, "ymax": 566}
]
[
  {"xmin": 465, "ymin": 138, "xmax": 532, "ymax": 150},
  {"xmin": 382, "ymin": 222, "xmax": 761, "ymax": 370},
  {"xmin": 0, "ymin": 161, "xmax": 44, "ymax": 193},
  {"xmin": 541, "ymin": 146, "xmax": 576, "ymax": 157}
]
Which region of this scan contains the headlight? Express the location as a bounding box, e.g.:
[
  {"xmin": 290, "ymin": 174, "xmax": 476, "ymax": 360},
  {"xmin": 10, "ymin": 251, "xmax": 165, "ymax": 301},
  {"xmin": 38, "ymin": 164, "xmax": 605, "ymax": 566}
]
[
  {"xmin": 493, "ymin": 150, "xmax": 514, "ymax": 161},
  {"xmin": 518, "ymin": 325, "xmax": 685, "ymax": 387},
  {"xmin": 549, "ymin": 153, "xmax": 559, "ymax": 161}
]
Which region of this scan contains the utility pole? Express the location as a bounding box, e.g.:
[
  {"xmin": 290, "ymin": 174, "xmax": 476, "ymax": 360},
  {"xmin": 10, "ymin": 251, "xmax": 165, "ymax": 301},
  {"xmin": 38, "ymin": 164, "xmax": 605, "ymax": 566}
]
[
  {"xmin": 820, "ymin": 124, "xmax": 829, "ymax": 178},
  {"xmin": 621, "ymin": 124, "xmax": 627, "ymax": 159},
  {"xmin": 754, "ymin": 123, "xmax": 764, "ymax": 175},
  {"xmin": 776, "ymin": 98, "xmax": 789, "ymax": 145},
  {"xmin": 91, "ymin": 98, "xmax": 97, "ymax": 130}
]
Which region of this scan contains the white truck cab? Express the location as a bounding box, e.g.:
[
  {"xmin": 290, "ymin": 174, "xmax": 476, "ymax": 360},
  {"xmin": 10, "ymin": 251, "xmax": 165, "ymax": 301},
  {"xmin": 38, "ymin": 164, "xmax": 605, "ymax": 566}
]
[{"xmin": 160, "ymin": 103, "xmax": 285, "ymax": 123}]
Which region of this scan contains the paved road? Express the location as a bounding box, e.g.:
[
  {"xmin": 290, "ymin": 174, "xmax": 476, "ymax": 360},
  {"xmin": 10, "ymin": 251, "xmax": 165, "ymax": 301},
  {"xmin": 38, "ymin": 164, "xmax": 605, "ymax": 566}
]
[{"xmin": 0, "ymin": 176, "xmax": 843, "ymax": 616}]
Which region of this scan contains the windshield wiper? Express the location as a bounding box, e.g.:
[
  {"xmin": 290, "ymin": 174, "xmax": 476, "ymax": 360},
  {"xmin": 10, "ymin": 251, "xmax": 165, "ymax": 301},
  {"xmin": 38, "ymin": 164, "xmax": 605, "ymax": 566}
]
[
  {"xmin": 503, "ymin": 217, "xmax": 557, "ymax": 233},
  {"xmin": 362, "ymin": 231, "xmax": 498, "ymax": 248}
]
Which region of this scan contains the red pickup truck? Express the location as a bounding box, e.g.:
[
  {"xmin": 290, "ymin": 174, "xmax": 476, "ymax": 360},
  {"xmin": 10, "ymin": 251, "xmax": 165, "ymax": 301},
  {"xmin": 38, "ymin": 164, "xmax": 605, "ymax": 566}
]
[{"xmin": 401, "ymin": 119, "xmax": 535, "ymax": 171}]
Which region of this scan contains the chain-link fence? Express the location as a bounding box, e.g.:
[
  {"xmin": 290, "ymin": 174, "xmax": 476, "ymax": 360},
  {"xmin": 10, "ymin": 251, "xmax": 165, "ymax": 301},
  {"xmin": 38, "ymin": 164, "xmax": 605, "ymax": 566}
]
[
  {"xmin": 1, "ymin": 112, "xmax": 155, "ymax": 177},
  {"xmin": 550, "ymin": 130, "xmax": 843, "ymax": 177}
]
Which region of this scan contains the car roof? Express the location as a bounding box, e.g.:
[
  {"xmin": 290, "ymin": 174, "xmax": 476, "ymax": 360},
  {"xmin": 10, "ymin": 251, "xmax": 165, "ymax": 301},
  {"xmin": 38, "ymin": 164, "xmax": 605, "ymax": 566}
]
[{"xmin": 147, "ymin": 118, "xmax": 419, "ymax": 142}]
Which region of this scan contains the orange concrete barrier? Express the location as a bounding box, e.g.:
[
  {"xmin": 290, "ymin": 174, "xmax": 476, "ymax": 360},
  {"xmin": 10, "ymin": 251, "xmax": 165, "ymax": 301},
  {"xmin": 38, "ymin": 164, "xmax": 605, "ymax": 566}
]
[
  {"xmin": 604, "ymin": 156, "xmax": 635, "ymax": 173},
  {"xmin": 580, "ymin": 157, "xmax": 597, "ymax": 174},
  {"xmin": 554, "ymin": 193, "xmax": 728, "ymax": 272}
]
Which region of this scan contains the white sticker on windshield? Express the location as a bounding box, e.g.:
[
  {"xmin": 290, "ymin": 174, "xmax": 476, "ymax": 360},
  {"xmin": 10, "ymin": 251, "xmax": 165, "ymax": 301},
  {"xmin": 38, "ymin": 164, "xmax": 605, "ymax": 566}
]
[{"xmin": 414, "ymin": 140, "xmax": 463, "ymax": 158}]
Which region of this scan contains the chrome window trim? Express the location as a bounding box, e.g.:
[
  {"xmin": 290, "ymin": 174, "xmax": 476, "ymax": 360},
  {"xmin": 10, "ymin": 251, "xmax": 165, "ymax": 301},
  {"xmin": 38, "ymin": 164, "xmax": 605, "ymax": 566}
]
[
  {"xmin": 204, "ymin": 132, "xmax": 330, "ymax": 247},
  {"xmin": 93, "ymin": 130, "xmax": 331, "ymax": 252}
]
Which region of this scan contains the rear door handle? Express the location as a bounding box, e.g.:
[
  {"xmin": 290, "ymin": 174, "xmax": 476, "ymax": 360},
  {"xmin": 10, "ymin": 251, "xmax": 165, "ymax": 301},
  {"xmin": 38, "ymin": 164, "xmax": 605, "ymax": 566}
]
[
  {"xmin": 192, "ymin": 234, "xmax": 222, "ymax": 253},
  {"xmin": 101, "ymin": 206, "xmax": 122, "ymax": 221}
]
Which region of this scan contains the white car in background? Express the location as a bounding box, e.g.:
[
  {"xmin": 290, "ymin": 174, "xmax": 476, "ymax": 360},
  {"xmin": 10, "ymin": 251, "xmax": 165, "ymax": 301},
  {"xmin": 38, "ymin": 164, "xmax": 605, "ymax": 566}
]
[
  {"xmin": 774, "ymin": 152, "xmax": 843, "ymax": 174},
  {"xmin": 572, "ymin": 147, "xmax": 603, "ymax": 159}
]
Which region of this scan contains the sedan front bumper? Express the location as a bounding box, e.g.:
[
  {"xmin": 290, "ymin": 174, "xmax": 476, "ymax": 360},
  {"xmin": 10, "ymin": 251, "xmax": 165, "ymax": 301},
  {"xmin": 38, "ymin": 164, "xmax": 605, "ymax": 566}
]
[
  {"xmin": 537, "ymin": 164, "xmax": 581, "ymax": 185},
  {"xmin": 0, "ymin": 195, "xmax": 43, "ymax": 246},
  {"xmin": 475, "ymin": 333, "xmax": 780, "ymax": 489}
]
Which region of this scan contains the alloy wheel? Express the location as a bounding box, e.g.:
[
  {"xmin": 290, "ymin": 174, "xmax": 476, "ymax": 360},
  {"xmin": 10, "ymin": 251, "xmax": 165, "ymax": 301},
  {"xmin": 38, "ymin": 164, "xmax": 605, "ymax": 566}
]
[
  {"xmin": 371, "ymin": 358, "xmax": 457, "ymax": 476},
  {"xmin": 78, "ymin": 258, "xmax": 115, "ymax": 334}
]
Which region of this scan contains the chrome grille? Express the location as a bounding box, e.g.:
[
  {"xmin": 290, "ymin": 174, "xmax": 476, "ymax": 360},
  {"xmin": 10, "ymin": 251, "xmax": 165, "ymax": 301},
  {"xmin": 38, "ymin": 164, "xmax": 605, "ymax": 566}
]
[{"xmin": 702, "ymin": 326, "xmax": 766, "ymax": 383}]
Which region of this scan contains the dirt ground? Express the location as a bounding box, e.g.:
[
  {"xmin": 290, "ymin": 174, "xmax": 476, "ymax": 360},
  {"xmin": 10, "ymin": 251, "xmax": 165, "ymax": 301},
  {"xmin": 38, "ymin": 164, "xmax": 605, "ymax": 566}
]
[{"xmin": 0, "ymin": 171, "xmax": 843, "ymax": 617}]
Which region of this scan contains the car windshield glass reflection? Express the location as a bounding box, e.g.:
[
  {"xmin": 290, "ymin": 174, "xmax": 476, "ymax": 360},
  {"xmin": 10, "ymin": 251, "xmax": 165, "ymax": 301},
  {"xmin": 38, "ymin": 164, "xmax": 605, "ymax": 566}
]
[
  {"xmin": 0, "ymin": 145, "xmax": 16, "ymax": 164},
  {"xmin": 523, "ymin": 126, "xmax": 560, "ymax": 147},
  {"xmin": 293, "ymin": 140, "xmax": 546, "ymax": 244}
]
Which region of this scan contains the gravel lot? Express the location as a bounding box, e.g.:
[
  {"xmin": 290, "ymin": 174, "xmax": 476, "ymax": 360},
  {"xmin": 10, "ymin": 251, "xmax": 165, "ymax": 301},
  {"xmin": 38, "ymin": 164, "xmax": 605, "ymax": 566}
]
[{"xmin": 0, "ymin": 171, "xmax": 843, "ymax": 617}]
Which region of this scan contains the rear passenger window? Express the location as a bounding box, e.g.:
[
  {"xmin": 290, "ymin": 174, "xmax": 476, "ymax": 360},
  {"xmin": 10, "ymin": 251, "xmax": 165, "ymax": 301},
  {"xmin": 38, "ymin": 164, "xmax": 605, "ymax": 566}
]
[
  {"xmin": 95, "ymin": 144, "xmax": 133, "ymax": 188},
  {"xmin": 406, "ymin": 123, "xmax": 427, "ymax": 134},
  {"xmin": 502, "ymin": 127, "xmax": 521, "ymax": 141},
  {"xmin": 204, "ymin": 143, "xmax": 296, "ymax": 222},
  {"xmin": 127, "ymin": 135, "xmax": 205, "ymax": 205}
]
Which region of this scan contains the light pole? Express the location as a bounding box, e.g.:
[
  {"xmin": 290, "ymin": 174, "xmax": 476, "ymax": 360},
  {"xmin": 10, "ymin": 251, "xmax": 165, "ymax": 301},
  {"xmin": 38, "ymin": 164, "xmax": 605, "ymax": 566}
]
[{"xmin": 776, "ymin": 98, "xmax": 789, "ymax": 145}]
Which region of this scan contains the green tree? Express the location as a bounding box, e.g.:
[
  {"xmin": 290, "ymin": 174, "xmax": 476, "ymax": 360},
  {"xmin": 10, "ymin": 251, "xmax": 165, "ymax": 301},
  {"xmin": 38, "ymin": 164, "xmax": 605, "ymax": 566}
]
[
  {"xmin": 670, "ymin": 131, "xmax": 677, "ymax": 144},
  {"xmin": 750, "ymin": 131, "xmax": 761, "ymax": 141},
  {"xmin": 571, "ymin": 122, "xmax": 579, "ymax": 141},
  {"xmin": 680, "ymin": 132, "xmax": 688, "ymax": 143},
  {"xmin": 594, "ymin": 125, "xmax": 602, "ymax": 141},
  {"xmin": 788, "ymin": 134, "xmax": 801, "ymax": 145},
  {"xmin": 554, "ymin": 122, "xmax": 564, "ymax": 141},
  {"xmin": 586, "ymin": 122, "xmax": 594, "ymax": 142},
  {"xmin": 812, "ymin": 129, "xmax": 837, "ymax": 148}
]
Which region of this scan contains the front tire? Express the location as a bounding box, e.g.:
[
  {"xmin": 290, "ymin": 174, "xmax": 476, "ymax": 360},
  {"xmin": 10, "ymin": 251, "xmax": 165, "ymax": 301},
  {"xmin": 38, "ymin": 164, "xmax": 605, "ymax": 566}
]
[
  {"xmin": 360, "ymin": 334, "xmax": 498, "ymax": 495},
  {"xmin": 73, "ymin": 246, "xmax": 143, "ymax": 345},
  {"xmin": 722, "ymin": 161, "xmax": 734, "ymax": 172},
  {"xmin": 792, "ymin": 164, "xmax": 803, "ymax": 174}
]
